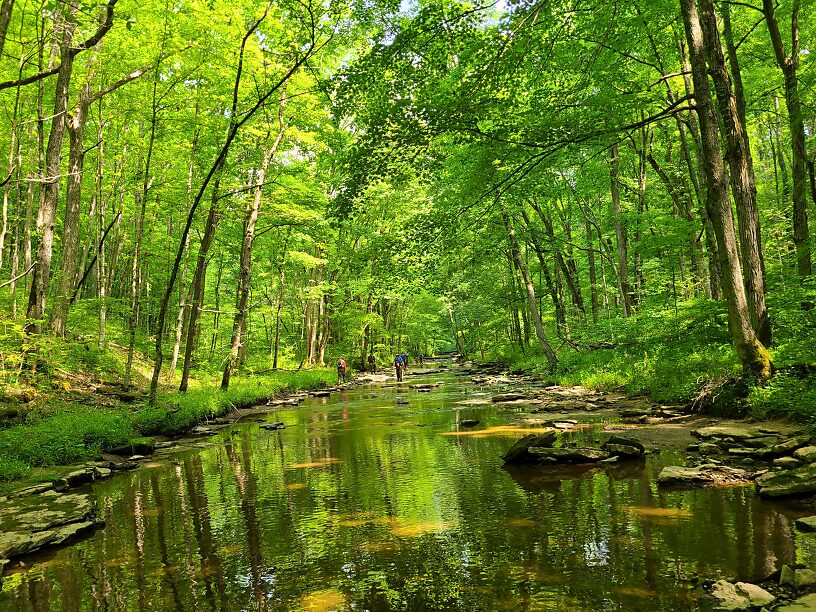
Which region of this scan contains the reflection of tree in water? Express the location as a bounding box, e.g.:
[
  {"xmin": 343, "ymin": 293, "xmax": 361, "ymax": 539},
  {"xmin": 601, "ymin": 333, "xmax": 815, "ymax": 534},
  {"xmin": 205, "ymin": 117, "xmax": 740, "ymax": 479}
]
[{"xmin": 3, "ymin": 391, "xmax": 812, "ymax": 611}]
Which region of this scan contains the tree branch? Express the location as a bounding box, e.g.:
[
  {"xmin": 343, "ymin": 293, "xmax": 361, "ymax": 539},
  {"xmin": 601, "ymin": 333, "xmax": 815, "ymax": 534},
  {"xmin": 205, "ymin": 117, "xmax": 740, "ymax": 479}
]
[{"xmin": 0, "ymin": 0, "xmax": 118, "ymax": 91}]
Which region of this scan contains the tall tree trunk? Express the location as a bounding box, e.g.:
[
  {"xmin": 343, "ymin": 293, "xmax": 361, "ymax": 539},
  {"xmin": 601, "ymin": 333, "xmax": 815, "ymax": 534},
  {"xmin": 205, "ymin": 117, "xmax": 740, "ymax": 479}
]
[
  {"xmin": 584, "ymin": 215, "xmax": 599, "ymax": 323},
  {"xmin": 763, "ymin": 0, "xmax": 810, "ymax": 275},
  {"xmin": 209, "ymin": 255, "xmax": 224, "ymax": 360},
  {"xmin": 503, "ymin": 210, "xmax": 557, "ymax": 371},
  {"xmin": 520, "ymin": 209, "xmax": 567, "ymax": 334},
  {"xmin": 698, "ymin": 0, "xmax": 770, "ymax": 344},
  {"xmin": 50, "ymin": 78, "xmax": 91, "ymax": 337},
  {"xmin": 171, "ymin": 109, "xmax": 200, "ymax": 376},
  {"xmin": 272, "ymin": 229, "xmax": 291, "ymax": 370},
  {"xmin": 609, "ymin": 143, "xmax": 633, "ymax": 317},
  {"xmin": 0, "ymin": 48, "xmax": 25, "ymax": 275},
  {"xmin": 505, "ymin": 251, "xmax": 525, "ymax": 350},
  {"xmin": 0, "ymin": 0, "xmax": 14, "ymax": 60},
  {"xmin": 680, "ymin": 0, "xmax": 772, "ymax": 380},
  {"xmin": 26, "ymin": 3, "xmax": 77, "ymax": 332},
  {"xmin": 221, "ymin": 122, "xmax": 281, "ymax": 389},
  {"xmin": 773, "ymin": 96, "xmax": 791, "ymax": 199},
  {"xmin": 179, "ymin": 180, "xmax": 222, "ymax": 392},
  {"xmin": 809, "ymin": 160, "xmax": 816, "ymax": 213}
]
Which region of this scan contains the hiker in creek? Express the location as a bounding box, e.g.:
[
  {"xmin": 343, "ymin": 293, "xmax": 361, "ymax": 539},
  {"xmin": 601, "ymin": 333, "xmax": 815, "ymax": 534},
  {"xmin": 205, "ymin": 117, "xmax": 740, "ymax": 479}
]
[
  {"xmin": 368, "ymin": 353, "xmax": 376, "ymax": 373},
  {"xmin": 394, "ymin": 354, "xmax": 404, "ymax": 382},
  {"xmin": 418, "ymin": 353, "xmax": 424, "ymax": 366},
  {"xmin": 402, "ymin": 353, "xmax": 409, "ymax": 372},
  {"xmin": 337, "ymin": 357, "xmax": 348, "ymax": 384}
]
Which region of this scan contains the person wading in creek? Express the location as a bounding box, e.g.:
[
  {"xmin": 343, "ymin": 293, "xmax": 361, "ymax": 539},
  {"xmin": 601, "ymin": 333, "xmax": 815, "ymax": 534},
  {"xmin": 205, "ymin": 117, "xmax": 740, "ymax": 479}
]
[
  {"xmin": 368, "ymin": 353, "xmax": 376, "ymax": 373},
  {"xmin": 337, "ymin": 357, "xmax": 348, "ymax": 384},
  {"xmin": 394, "ymin": 354, "xmax": 404, "ymax": 382},
  {"xmin": 402, "ymin": 353, "xmax": 409, "ymax": 373}
]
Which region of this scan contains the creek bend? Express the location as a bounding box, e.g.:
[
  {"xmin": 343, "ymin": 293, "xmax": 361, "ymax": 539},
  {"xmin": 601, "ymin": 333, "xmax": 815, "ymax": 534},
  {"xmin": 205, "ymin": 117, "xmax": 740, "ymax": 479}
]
[{"xmin": 1, "ymin": 370, "xmax": 813, "ymax": 611}]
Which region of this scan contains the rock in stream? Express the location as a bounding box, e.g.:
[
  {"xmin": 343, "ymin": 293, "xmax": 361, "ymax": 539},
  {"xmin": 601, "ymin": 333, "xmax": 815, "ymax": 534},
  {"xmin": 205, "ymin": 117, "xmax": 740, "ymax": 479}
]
[{"xmin": 0, "ymin": 490, "xmax": 103, "ymax": 562}]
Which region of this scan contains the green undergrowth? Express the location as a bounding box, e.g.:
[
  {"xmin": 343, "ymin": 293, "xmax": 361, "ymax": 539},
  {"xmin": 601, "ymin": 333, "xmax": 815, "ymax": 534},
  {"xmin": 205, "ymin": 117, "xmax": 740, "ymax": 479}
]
[
  {"xmin": 0, "ymin": 369, "xmax": 334, "ymax": 483},
  {"xmin": 487, "ymin": 291, "xmax": 816, "ymax": 420}
]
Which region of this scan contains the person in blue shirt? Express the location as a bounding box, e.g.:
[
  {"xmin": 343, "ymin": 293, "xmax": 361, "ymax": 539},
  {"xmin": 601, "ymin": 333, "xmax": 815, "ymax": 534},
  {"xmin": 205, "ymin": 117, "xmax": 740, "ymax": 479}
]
[{"xmin": 393, "ymin": 354, "xmax": 404, "ymax": 382}]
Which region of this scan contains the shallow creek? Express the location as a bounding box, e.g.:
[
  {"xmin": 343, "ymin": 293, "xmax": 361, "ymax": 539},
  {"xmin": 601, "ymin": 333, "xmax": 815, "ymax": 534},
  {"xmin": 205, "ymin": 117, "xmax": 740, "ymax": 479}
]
[{"xmin": 2, "ymin": 371, "xmax": 815, "ymax": 611}]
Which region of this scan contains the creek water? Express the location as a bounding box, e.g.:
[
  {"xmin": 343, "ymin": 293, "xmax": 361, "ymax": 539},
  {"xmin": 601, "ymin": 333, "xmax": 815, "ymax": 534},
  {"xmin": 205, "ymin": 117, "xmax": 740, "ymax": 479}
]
[{"xmin": 1, "ymin": 371, "xmax": 814, "ymax": 611}]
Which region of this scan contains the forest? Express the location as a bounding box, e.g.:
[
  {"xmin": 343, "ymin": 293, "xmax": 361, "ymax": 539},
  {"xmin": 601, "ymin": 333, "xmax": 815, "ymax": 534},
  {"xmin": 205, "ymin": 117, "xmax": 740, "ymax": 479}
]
[{"xmin": 0, "ymin": 0, "xmax": 814, "ymax": 478}]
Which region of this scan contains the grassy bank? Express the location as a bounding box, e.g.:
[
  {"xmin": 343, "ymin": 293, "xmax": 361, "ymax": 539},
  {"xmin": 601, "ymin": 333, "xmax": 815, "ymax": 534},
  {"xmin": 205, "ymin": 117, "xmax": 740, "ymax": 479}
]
[
  {"xmin": 0, "ymin": 340, "xmax": 335, "ymax": 482},
  {"xmin": 485, "ymin": 294, "xmax": 816, "ymax": 422}
]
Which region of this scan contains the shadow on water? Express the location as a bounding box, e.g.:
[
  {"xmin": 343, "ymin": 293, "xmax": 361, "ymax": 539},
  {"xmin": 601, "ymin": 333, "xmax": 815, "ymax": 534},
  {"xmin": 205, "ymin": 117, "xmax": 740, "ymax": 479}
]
[{"xmin": 1, "ymin": 372, "xmax": 813, "ymax": 611}]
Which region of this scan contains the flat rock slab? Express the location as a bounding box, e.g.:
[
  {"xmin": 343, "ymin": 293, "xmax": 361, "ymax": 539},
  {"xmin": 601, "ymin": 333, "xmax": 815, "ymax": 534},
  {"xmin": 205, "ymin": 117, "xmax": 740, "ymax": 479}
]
[
  {"xmin": 796, "ymin": 516, "xmax": 816, "ymax": 532},
  {"xmin": 267, "ymin": 398, "xmax": 302, "ymax": 407},
  {"xmin": 0, "ymin": 491, "xmax": 102, "ymax": 561},
  {"xmin": 527, "ymin": 447, "xmax": 609, "ymax": 464},
  {"xmin": 757, "ymin": 464, "xmax": 816, "ymax": 498},
  {"xmin": 693, "ymin": 425, "xmax": 769, "ymax": 440},
  {"xmin": 492, "ymin": 393, "xmax": 529, "ymax": 403},
  {"xmin": 777, "ymin": 594, "xmax": 816, "ymax": 611},
  {"xmin": 657, "ymin": 464, "xmax": 752, "ymax": 487},
  {"xmin": 409, "ymin": 383, "xmax": 441, "ymax": 390}
]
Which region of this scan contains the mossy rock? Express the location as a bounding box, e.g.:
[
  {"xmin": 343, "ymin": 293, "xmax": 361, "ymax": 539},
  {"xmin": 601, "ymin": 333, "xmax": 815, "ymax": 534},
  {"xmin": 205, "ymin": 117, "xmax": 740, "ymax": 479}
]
[{"xmin": 107, "ymin": 437, "xmax": 155, "ymax": 456}]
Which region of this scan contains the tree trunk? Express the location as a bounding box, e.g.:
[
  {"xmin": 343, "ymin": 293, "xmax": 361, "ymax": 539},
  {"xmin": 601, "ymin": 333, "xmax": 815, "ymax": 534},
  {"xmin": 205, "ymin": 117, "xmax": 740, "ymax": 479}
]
[
  {"xmin": 773, "ymin": 96, "xmax": 791, "ymax": 199},
  {"xmin": 503, "ymin": 210, "xmax": 557, "ymax": 372},
  {"xmin": 585, "ymin": 215, "xmax": 599, "ymax": 323},
  {"xmin": 170, "ymin": 110, "xmax": 200, "ymax": 376},
  {"xmin": 698, "ymin": 0, "xmax": 770, "ymax": 344},
  {"xmin": 209, "ymin": 255, "xmax": 224, "ymax": 360},
  {"xmin": 0, "ymin": 0, "xmax": 14, "ymax": 60},
  {"xmin": 763, "ymin": 0, "xmax": 810, "ymax": 275},
  {"xmin": 50, "ymin": 79, "xmax": 91, "ymax": 337},
  {"xmin": 26, "ymin": 3, "xmax": 77, "ymax": 332},
  {"xmin": 610, "ymin": 143, "xmax": 633, "ymax": 317},
  {"xmin": 179, "ymin": 179, "xmax": 222, "ymax": 392},
  {"xmin": 272, "ymin": 229, "xmax": 291, "ymax": 369},
  {"xmin": 680, "ymin": 0, "xmax": 772, "ymax": 380},
  {"xmin": 221, "ymin": 125, "xmax": 280, "ymax": 389},
  {"xmin": 520, "ymin": 209, "xmax": 567, "ymax": 334}
]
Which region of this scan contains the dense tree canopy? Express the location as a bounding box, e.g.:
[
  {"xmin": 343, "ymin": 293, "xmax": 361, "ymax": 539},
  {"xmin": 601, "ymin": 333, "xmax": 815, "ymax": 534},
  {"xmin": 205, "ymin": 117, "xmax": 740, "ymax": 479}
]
[{"xmin": 0, "ymin": 0, "xmax": 814, "ymax": 406}]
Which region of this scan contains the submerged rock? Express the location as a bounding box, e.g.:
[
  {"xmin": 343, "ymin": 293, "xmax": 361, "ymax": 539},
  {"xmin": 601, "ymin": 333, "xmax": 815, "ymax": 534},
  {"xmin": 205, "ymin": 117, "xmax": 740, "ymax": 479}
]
[
  {"xmin": 260, "ymin": 422, "xmax": 285, "ymax": 431},
  {"xmin": 502, "ymin": 433, "xmax": 558, "ymax": 463},
  {"xmin": 708, "ymin": 580, "xmax": 774, "ymax": 610},
  {"xmin": 460, "ymin": 419, "xmax": 480, "ymax": 428},
  {"xmin": 657, "ymin": 464, "xmax": 751, "ymax": 487},
  {"xmin": 756, "ymin": 464, "xmax": 816, "ymax": 498}
]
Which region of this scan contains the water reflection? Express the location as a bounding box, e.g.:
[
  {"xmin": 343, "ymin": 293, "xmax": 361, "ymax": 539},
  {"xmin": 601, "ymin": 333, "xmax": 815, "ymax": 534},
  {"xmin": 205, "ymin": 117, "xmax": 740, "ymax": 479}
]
[{"xmin": 0, "ymin": 375, "xmax": 810, "ymax": 611}]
